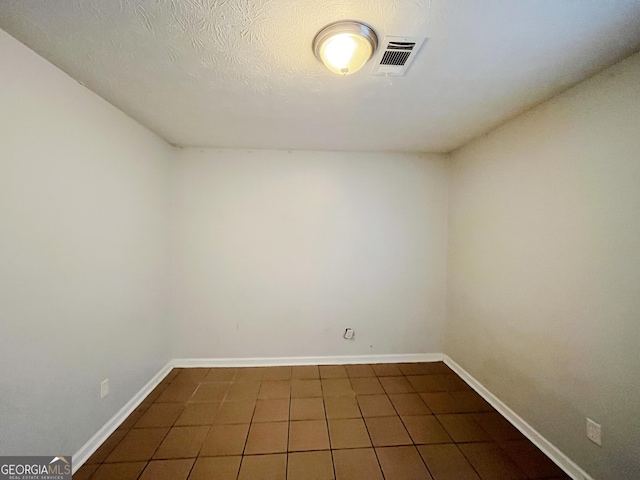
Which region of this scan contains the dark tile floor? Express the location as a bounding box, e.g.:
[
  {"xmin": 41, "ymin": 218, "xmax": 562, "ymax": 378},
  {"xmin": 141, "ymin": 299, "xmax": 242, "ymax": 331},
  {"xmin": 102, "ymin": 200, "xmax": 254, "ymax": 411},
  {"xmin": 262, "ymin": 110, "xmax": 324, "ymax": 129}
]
[{"xmin": 73, "ymin": 363, "xmax": 570, "ymax": 480}]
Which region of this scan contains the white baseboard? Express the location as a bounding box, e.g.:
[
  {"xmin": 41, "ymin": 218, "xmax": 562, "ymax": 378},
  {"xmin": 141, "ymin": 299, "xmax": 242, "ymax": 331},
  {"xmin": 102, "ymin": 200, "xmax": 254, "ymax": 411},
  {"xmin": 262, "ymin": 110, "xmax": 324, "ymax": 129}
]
[
  {"xmin": 173, "ymin": 353, "xmax": 444, "ymax": 368},
  {"xmin": 71, "ymin": 360, "xmax": 174, "ymax": 474},
  {"xmin": 443, "ymin": 355, "xmax": 592, "ymax": 480},
  {"xmin": 72, "ymin": 353, "xmax": 593, "ymax": 479},
  {"xmin": 71, "ymin": 353, "xmax": 442, "ymax": 472}
]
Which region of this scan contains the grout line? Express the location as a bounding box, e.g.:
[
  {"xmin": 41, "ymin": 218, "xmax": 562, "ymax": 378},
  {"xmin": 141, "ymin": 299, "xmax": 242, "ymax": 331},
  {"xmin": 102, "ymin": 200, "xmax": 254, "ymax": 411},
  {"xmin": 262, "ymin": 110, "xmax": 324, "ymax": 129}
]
[
  {"xmin": 284, "ymin": 380, "xmax": 291, "ymax": 480},
  {"xmin": 352, "ymin": 368, "xmax": 388, "ymax": 480},
  {"xmin": 188, "ymin": 370, "xmax": 215, "ymax": 479},
  {"xmin": 240, "ymin": 392, "xmax": 257, "ymax": 458},
  {"xmin": 320, "ymin": 374, "xmax": 338, "ymax": 480},
  {"xmin": 380, "ymin": 368, "xmax": 434, "ymax": 480},
  {"xmin": 377, "ymin": 370, "xmax": 414, "ymax": 478},
  {"xmin": 452, "ymin": 405, "xmax": 530, "ymax": 480},
  {"xmin": 134, "ymin": 369, "xmax": 198, "ymax": 480},
  {"xmin": 89, "ymin": 362, "xmax": 556, "ymax": 480}
]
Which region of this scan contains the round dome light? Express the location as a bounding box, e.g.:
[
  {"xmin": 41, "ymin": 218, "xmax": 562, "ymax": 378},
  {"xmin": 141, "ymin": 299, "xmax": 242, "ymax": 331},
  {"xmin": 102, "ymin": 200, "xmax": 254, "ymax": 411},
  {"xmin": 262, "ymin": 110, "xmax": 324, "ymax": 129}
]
[{"xmin": 313, "ymin": 21, "xmax": 378, "ymax": 75}]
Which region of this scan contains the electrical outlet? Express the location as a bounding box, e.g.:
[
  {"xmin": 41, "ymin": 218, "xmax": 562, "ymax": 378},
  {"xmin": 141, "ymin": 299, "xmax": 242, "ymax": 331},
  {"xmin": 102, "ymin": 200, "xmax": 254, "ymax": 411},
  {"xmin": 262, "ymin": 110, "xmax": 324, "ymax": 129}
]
[
  {"xmin": 101, "ymin": 379, "xmax": 109, "ymax": 399},
  {"xmin": 586, "ymin": 418, "xmax": 601, "ymax": 446},
  {"xmin": 344, "ymin": 328, "xmax": 355, "ymax": 340}
]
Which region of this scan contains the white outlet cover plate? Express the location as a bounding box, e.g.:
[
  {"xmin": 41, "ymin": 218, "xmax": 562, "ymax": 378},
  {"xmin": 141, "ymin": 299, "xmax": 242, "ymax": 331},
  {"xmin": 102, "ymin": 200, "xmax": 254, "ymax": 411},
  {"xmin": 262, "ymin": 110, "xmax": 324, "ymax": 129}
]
[
  {"xmin": 101, "ymin": 379, "xmax": 109, "ymax": 399},
  {"xmin": 586, "ymin": 418, "xmax": 602, "ymax": 446}
]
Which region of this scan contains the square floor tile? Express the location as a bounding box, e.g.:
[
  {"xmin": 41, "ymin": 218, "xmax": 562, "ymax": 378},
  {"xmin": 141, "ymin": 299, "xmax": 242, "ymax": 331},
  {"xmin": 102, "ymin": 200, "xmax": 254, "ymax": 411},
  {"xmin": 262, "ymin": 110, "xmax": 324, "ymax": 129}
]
[
  {"xmin": 262, "ymin": 366, "xmax": 292, "ymax": 381},
  {"xmin": 499, "ymin": 440, "xmax": 567, "ymax": 479},
  {"xmin": 91, "ymin": 462, "xmax": 147, "ymax": 480},
  {"xmin": 153, "ymin": 426, "xmax": 210, "ymax": 459},
  {"xmin": 418, "ymin": 444, "xmax": 480, "ymax": 480},
  {"xmin": 174, "ymin": 368, "xmax": 209, "ymax": 383},
  {"xmin": 458, "ymin": 442, "xmax": 526, "ymax": 480},
  {"xmin": 225, "ymin": 382, "xmax": 260, "ymax": 401},
  {"xmin": 357, "ymin": 395, "xmax": 396, "ymax": 417},
  {"xmin": 376, "ymin": 446, "xmax": 433, "ymax": 480},
  {"xmin": 105, "ymin": 428, "xmax": 169, "ymax": 463},
  {"xmin": 291, "ymin": 379, "xmax": 323, "ymax": 398},
  {"xmin": 72, "ymin": 464, "xmax": 98, "ymax": 480},
  {"xmin": 134, "ymin": 401, "xmax": 153, "ymax": 416},
  {"xmin": 234, "ymin": 367, "xmax": 265, "ymax": 382},
  {"xmin": 117, "ymin": 410, "xmax": 145, "ymax": 432},
  {"xmin": 200, "ymin": 424, "xmax": 249, "ymax": 456},
  {"xmin": 380, "ymin": 376, "xmax": 415, "ymax": 394},
  {"xmin": 401, "ymin": 415, "xmax": 453, "ymax": 444},
  {"xmin": 407, "ymin": 375, "xmax": 446, "ymax": 393},
  {"xmin": 135, "ymin": 403, "xmax": 184, "ymax": 428},
  {"xmin": 190, "ymin": 383, "xmax": 229, "ymax": 403},
  {"xmin": 371, "ymin": 364, "xmax": 402, "ymax": 377},
  {"xmin": 345, "ymin": 364, "xmax": 376, "ymax": 378},
  {"xmin": 420, "ymin": 392, "xmax": 463, "ymax": 414},
  {"xmin": 86, "ymin": 430, "xmax": 126, "ymax": 463},
  {"xmin": 139, "ymin": 459, "xmax": 194, "ymax": 480},
  {"xmin": 290, "ymin": 397, "xmax": 325, "ymax": 420},
  {"xmin": 253, "ymin": 398, "xmax": 290, "ymax": 423},
  {"xmin": 450, "ymin": 391, "xmax": 493, "ymax": 412},
  {"xmin": 188, "ymin": 456, "xmax": 241, "ymax": 480},
  {"xmin": 288, "ymin": 451, "xmax": 334, "ymax": 480},
  {"xmin": 258, "ymin": 380, "xmax": 291, "ymax": 399},
  {"xmin": 292, "ymin": 365, "xmax": 320, "ymax": 380},
  {"xmin": 175, "ymin": 403, "xmax": 218, "ymax": 426},
  {"xmin": 146, "ymin": 384, "xmax": 167, "ymax": 404},
  {"xmin": 289, "ymin": 420, "xmax": 330, "ymax": 451},
  {"xmin": 214, "ymin": 400, "xmax": 255, "ymax": 424},
  {"xmin": 365, "ymin": 416, "xmax": 411, "ymax": 446},
  {"xmin": 204, "ymin": 368, "xmax": 237, "ymax": 382},
  {"xmin": 237, "ymin": 454, "xmax": 286, "ymax": 480},
  {"xmin": 398, "ymin": 363, "xmax": 429, "ymax": 376},
  {"xmin": 472, "ymin": 413, "xmax": 526, "ymax": 442},
  {"xmin": 420, "ymin": 363, "xmax": 454, "ymax": 375},
  {"xmin": 157, "ymin": 382, "xmax": 199, "ymax": 403},
  {"xmin": 409, "ymin": 374, "xmax": 470, "ymax": 393},
  {"xmin": 324, "ymin": 396, "xmax": 361, "ymax": 419},
  {"xmin": 333, "ymin": 448, "xmax": 383, "ymax": 480},
  {"xmin": 350, "ymin": 377, "xmax": 384, "ymax": 395},
  {"xmin": 389, "ymin": 394, "xmax": 432, "ymax": 416},
  {"xmin": 322, "ymin": 378, "xmax": 354, "ymax": 397},
  {"xmin": 244, "ymin": 421, "xmax": 288, "ymax": 454},
  {"xmin": 319, "ymin": 365, "xmax": 348, "ymax": 378},
  {"xmin": 328, "ymin": 418, "xmax": 371, "ymax": 449},
  {"xmin": 436, "ymin": 414, "xmax": 492, "ymax": 443}
]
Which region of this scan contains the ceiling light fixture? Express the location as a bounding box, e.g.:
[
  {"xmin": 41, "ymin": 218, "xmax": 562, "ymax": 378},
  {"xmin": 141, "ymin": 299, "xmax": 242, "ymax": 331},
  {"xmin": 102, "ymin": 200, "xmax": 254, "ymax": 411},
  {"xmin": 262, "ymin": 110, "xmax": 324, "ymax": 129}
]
[{"xmin": 313, "ymin": 21, "xmax": 378, "ymax": 75}]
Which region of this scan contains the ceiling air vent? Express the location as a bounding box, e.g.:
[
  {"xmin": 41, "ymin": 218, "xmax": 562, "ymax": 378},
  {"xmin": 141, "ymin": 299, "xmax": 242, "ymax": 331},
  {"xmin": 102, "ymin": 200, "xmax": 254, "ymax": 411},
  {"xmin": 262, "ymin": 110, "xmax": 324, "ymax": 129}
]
[{"xmin": 371, "ymin": 36, "xmax": 426, "ymax": 76}]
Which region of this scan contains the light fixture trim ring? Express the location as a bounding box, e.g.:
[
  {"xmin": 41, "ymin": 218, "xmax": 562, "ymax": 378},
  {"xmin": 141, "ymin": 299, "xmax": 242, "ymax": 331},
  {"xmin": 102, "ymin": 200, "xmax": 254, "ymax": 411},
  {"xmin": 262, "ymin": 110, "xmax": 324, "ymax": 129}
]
[{"xmin": 312, "ymin": 20, "xmax": 378, "ymax": 63}]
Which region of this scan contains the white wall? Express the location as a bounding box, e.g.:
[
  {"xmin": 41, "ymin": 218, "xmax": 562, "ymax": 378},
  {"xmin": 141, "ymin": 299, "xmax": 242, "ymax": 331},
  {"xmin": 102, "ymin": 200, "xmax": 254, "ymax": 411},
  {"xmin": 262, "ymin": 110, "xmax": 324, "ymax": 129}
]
[
  {"xmin": 171, "ymin": 149, "xmax": 448, "ymax": 359},
  {"xmin": 0, "ymin": 30, "xmax": 173, "ymax": 456},
  {"xmin": 447, "ymin": 51, "xmax": 640, "ymax": 480}
]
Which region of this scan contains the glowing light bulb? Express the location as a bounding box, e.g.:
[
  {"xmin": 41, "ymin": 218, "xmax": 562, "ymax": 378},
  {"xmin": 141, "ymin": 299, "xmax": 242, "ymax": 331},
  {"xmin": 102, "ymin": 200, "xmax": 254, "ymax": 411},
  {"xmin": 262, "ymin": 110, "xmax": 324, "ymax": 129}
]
[
  {"xmin": 322, "ymin": 34, "xmax": 358, "ymax": 74},
  {"xmin": 313, "ymin": 22, "xmax": 377, "ymax": 75}
]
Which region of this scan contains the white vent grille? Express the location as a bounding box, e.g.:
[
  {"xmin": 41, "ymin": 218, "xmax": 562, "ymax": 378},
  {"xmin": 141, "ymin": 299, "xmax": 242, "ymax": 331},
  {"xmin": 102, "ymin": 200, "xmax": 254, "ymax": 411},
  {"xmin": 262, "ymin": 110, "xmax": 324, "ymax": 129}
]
[{"xmin": 371, "ymin": 36, "xmax": 426, "ymax": 76}]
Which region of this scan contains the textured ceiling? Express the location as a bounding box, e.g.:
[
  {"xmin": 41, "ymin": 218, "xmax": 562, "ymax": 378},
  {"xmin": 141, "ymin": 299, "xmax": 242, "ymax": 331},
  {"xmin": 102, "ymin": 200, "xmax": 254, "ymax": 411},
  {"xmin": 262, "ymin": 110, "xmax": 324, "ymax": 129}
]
[{"xmin": 1, "ymin": 0, "xmax": 640, "ymax": 152}]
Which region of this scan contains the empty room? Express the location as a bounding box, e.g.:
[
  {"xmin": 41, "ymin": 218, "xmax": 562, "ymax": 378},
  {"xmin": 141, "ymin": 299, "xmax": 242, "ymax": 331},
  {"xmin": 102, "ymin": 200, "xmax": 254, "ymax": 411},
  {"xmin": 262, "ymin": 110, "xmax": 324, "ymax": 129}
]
[{"xmin": 1, "ymin": 1, "xmax": 639, "ymax": 480}]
